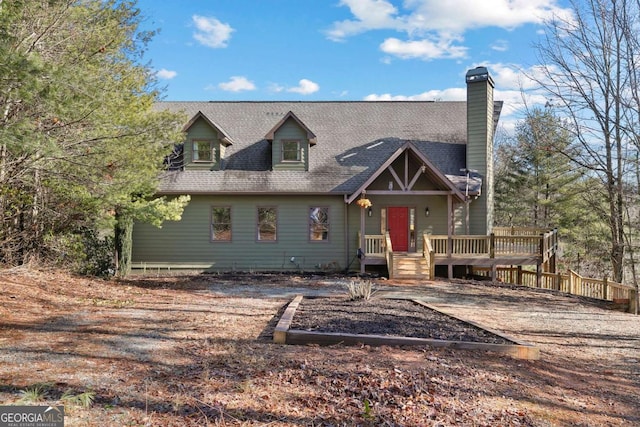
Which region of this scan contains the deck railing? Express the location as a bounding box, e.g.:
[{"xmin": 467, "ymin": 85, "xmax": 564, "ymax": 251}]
[
  {"xmin": 358, "ymin": 233, "xmax": 386, "ymax": 256},
  {"xmin": 493, "ymin": 226, "xmax": 549, "ymax": 236},
  {"xmin": 473, "ymin": 266, "xmax": 637, "ymax": 313},
  {"xmin": 429, "ymin": 235, "xmax": 489, "ymax": 255},
  {"xmin": 422, "ymin": 234, "xmax": 435, "ymax": 279},
  {"xmin": 361, "ymin": 229, "xmax": 558, "ymax": 260},
  {"xmin": 384, "ymin": 232, "xmax": 394, "ymax": 277},
  {"xmin": 426, "ymin": 230, "xmax": 557, "ymax": 258}
]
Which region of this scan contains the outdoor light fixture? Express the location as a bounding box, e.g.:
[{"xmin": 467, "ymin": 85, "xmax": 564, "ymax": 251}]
[
  {"xmin": 425, "ymin": 207, "xmax": 430, "ymax": 217},
  {"xmin": 368, "ymin": 207, "xmax": 373, "ymax": 217}
]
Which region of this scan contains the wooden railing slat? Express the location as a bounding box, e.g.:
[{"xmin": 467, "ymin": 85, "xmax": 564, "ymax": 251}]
[{"xmin": 471, "ymin": 266, "xmax": 636, "ymax": 311}]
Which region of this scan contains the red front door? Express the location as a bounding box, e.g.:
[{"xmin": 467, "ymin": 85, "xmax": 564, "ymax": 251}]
[{"xmin": 388, "ymin": 207, "xmax": 409, "ymax": 251}]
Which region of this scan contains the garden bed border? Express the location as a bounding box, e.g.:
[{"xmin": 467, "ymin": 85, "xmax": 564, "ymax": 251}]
[{"xmin": 274, "ymin": 295, "xmax": 540, "ymax": 360}]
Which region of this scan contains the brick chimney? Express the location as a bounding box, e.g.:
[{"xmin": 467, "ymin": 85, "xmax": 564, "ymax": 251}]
[{"xmin": 465, "ymin": 66, "xmax": 495, "ymax": 235}]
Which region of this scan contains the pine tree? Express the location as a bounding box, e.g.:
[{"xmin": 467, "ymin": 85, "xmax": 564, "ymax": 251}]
[
  {"xmin": 0, "ymin": 0, "xmax": 189, "ymax": 274},
  {"xmin": 494, "ymin": 108, "xmax": 607, "ymax": 273}
]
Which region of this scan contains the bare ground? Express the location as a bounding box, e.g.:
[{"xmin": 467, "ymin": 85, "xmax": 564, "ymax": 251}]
[{"xmin": 0, "ymin": 269, "xmax": 639, "ymax": 426}]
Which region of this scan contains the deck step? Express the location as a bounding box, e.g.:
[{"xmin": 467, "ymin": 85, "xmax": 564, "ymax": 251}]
[{"xmin": 392, "ymin": 253, "xmax": 431, "ymax": 279}]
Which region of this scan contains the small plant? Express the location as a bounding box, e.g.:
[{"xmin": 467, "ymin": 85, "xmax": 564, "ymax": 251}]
[
  {"xmin": 17, "ymin": 383, "xmax": 50, "ymax": 404},
  {"xmin": 363, "ymin": 398, "xmax": 375, "ymax": 420},
  {"xmin": 61, "ymin": 390, "xmax": 95, "ymax": 408},
  {"xmin": 346, "ymin": 280, "xmax": 374, "ymax": 301}
]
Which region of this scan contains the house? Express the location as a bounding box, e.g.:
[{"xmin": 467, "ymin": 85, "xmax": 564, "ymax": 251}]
[{"xmin": 132, "ymin": 67, "xmax": 505, "ymax": 278}]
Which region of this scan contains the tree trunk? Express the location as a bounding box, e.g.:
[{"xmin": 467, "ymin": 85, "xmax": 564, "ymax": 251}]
[{"xmin": 115, "ymin": 211, "xmax": 133, "ymax": 277}]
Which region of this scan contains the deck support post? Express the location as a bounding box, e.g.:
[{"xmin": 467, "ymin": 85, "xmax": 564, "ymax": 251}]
[
  {"xmin": 489, "ymin": 233, "xmax": 495, "ymax": 258},
  {"xmin": 517, "ymin": 266, "xmax": 523, "ymax": 286},
  {"xmin": 447, "ymin": 235, "xmax": 453, "ymax": 279},
  {"xmin": 536, "ymin": 233, "xmax": 544, "ymax": 287}
]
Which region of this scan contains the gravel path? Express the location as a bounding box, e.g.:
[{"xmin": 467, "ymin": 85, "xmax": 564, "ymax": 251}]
[{"xmin": 379, "ymin": 279, "xmax": 640, "ymax": 369}]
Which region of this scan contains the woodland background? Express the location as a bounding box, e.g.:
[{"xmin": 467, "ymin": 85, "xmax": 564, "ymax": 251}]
[{"xmin": 2, "ymin": 0, "xmax": 640, "ymax": 302}]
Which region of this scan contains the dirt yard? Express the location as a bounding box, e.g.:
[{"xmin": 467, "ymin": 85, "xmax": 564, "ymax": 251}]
[{"xmin": 0, "ymin": 269, "xmax": 639, "ymax": 426}]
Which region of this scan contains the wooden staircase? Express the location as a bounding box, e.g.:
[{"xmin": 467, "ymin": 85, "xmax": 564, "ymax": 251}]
[{"xmin": 391, "ymin": 252, "xmax": 431, "ymax": 280}]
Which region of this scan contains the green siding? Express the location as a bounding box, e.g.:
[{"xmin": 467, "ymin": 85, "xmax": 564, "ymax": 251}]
[
  {"xmin": 184, "ymin": 117, "xmax": 221, "ymax": 170},
  {"xmin": 271, "ymin": 119, "xmax": 309, "ymax": 171},
  {"xmin": 132, "ymin": 195, "xmax": 347, "ymax": 271},
  {"xmin": 466, "ymin": 79, "xmax": 495, "ymax": 235}
]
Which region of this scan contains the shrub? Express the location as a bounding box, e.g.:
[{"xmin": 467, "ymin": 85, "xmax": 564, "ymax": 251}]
[
  {"xmin": 44, "ymin": 228, "xmax": 114, "ymax": 276},
  {"xmin": 346, "ymin": 280, "xmax": 374, "ymax": 301}
]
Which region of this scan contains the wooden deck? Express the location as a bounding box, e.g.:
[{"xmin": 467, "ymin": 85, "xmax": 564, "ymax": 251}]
[
  {"xmin": 359, "ymin": 227, "xmax": 638, "ymax": 313},
  {"xmin": 361, "ymin": 227, "xmax": 559, "ymax": 280}
]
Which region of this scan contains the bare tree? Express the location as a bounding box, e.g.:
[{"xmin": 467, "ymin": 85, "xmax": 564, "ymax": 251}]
[{"xmin": 531, "ymin": 0, "xmax": 640, "ymax": 284}]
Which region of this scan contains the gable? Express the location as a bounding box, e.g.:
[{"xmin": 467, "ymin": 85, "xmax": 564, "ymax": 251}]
[
  {"xmin": 183, "ymin": 116, "xmax": 222, "ymax": 170},
  {"xmin": 265, "ymin": 111, "xmax": 316, "ymax": 144},
  {"xmin": 183, "ymin": 111, "xmax": 234, "ymax": 146},
  {"xmin": 270, "ymin": 115, "xmax": 312, "ymax": 171},
  {"xmin": 265, "ymin": 111, "xmax": 316, "ymax": 171},
  {"xmin": 180, "ymin": 111, "xmax": 237, "ymax": 171},
  {"xmin": 345, "ymin": 142, "xmax": 466, "ymax": 204}
]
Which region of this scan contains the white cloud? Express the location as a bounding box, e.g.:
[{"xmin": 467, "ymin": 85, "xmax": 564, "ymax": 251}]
[
  {"xmin": 156, "ymin": 68, "xmax": 177, "ymax": 80},
  {"xmin": 267, "ymin": 83, "xmax": 285, "ymax": 93},
  {"xmin": 484, "ymin": 62, "xmax": 551, "ymax": 91},
  {"xmin": 326, "ymin": 0, "xmax": 401, "ymax": 41},
  {"xmin": 218, "ymin": 76, "xmax": 256, "ymax": 92},
  {"xmin": 328, "ymin": 0, "xmax": 574, "ymax": 60},
  {"xmin": 364, "ymin": 62, "xmax": 555, "ymax": 134},
  {"xmin": 490, "ymin": 39, "xmax": 509, "ymax": 52},
  {"xmin": 380, "ymin": 36, "xmax": 467, "ymax": 60},
  {"xmin": 364, "ymin": 87, "xmax": 466, "ymax": 101},
  {"xmin": 473, "ymin": 62, "xmax": 556, "ymax": 132},
  {"xmin": 402, "ymin": 0, "xmax": 573, "ymax": 34},
  {"xmin": 287, "ymin": 79, "xmax": 320, "ymax": 95},
  {"xmin": 192, "ymin": 15, "xmax": 234, "ymax": 48}
]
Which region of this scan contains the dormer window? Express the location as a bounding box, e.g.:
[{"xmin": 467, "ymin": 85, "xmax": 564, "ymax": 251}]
[
  {"xmin": 265, "ymin": 111, "xmax": 316, "ymax": 171},
  {"xmin": 282, "ymin": 140, "xmax": 302, "ymax": 162},
  {"xmin": 182, "ymin": 111, "xmax": 234, "ymax": 171},
  {"xmin": 192, "ymin": 140, "xmax": 214, "ymax": 162}
]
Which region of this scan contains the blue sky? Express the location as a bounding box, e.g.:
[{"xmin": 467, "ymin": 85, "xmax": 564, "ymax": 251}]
[{"xmin": 136, "ymin": 0, "xmax": 574, "ymax": 131}]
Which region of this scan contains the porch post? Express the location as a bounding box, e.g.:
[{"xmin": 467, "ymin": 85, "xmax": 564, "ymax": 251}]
[
  {"xmin": 447, "ymin": 194, "xmax": 453, "ymax": 279},
  {"xmin": 360, "ymin": 204, "xmax": 366, "ymax": 274},
  {"xmin": 465, "ymin": 199, "xmax": 470, "ymax": 235}
]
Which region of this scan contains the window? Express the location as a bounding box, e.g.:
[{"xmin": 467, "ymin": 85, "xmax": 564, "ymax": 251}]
[
  {"xmin": 257, "ymin": 207, "xmax": 277, "ymax": 241},
  {"xmin": 282, "ymin": 140, "xmax": 301, "ymax": 162},
  {"xmin": 211, "ymin": 207, "xmax": 231, "ymax": 241},
  {"xmin": 309, "ymin": 207, "xmax": 329, "ymax": 241},
  {"xmin": 192, "ymin": 140, "xmax": 214, "ymax": 162}
]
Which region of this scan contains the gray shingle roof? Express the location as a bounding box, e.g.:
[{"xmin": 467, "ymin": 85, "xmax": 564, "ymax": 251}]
[{"xmin": 155, "ymin": 101, "xmax": 501, "ymax": 195}]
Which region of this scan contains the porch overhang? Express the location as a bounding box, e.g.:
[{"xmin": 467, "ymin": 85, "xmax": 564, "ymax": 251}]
[{"xmin": 345, "ymin": 141, "xmax": 467, "ymax": 204}]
